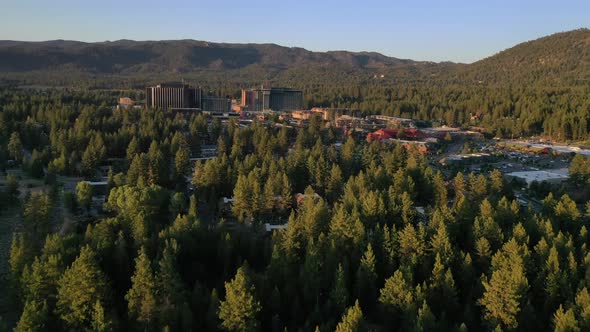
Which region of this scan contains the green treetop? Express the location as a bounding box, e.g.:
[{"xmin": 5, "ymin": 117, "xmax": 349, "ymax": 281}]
[{"xmin": 218, "ymin": 265, "xmax": 261, "ymax": 332}]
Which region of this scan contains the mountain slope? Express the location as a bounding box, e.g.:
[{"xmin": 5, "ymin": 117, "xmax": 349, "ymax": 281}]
[
  {"xmin": 453, "ymin": 28, "xmax": 590, "ymax": 85},
  {"xmin": 0, "ymin": 29, "xmax": 589, "ymax": 87},
  {"xmin": 0, "ymin": 39, "xmax": 423, "ymax": 74}
]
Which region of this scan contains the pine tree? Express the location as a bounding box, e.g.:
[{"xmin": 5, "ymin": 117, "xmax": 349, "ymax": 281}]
[
  {"xmin": 9, "ymin": 232, "xmax": 31, "ymax": 291},
  {"xmin": 471, "ymin": 174, "xmax": 488, "ymax": 198},
  {"xmin": 330, "ymin": 263, "xmax": 349, "ymax": 315},
  {"xmin": 219, "ymin": 265, "xmax": 261, "ymax": 332},
  {"xmin": 433, "ymin": 171, "xmax": 448, "ymax": 209},
  {"xmin": 475, "ymin": 237, "xmax": 492, "ymax": 269},
  {"xmin": 428, "ymin": 254, "xmax": 458, "ymax": 319},
  {"xmin": 126, "ymin": 136, "xmax": 140, "ymax": 164},
  {"xmin": 157, "ymin": 240, "xmax": 186, "ymax": 330},
  {"xmin": 56, "ymin": 245, "xmax": 109, "ymax": 330},
  {"xmin": 327, "ymin": 164, "xmax": 344, "ymax": 203},
  {"xmin": 453, "ymin": 172, "xmax": 466, "ymax": 205},
  {"xmin": 302, "ymin": 240, "xmax": 321, "ymax": 308},
  {"xmin": 382, "ymin": 224, "xmax": 398, "ymax": 275},
  {"xmin": 279, "ymin": 173, "xmax": 293, "ymax": 213},
  {"xmin": 127, "ymin": 154, "xmax": 147, "ymax": 186},
  {"xmin": 474, "ymin": 199, "xmax": 503, "ymax": 250},
  {"xmin": 401, "ymin": 192, "xmax": 415, "ymax": 225},
  {"xmin": 82, "ymin": 134, "xmax": 106, "ymax": 176},
  {"xmin": 379, "ymin": 270, "xmax": 414, "ymax": 315},
  {"xmin": 14, "ymin": 300, "xmax": 49, "ymax": 332},
  {"xmin": 169, "ymin": 192, "xmax": 187, "ymax": 217},
  {"xmin": 342, "ymin": 137, "xmax": 357, "ymax": 177},
  {"xmin": 361, "ymin": 191, "xmax": 386, "ymax": 226},
  {"xmin": 431, "ymin": 222, "xmax": 453, "ymax": 265},
  {"xmin": 174, "ymin": 145, "xmax": 191, "ymax": 181},
  {"xmin": 278, "ymin": 126, "xmax": 289, "ymax": 153},
  {"xmin": 263, "ymin": 177, "xmax": 276, "ymax": 215},
  {"xmin": 490, "ymin": 169, "xmax": 504, "ymax": 194},
  {"xmin": 416, "ymin": 301, "xmax": 436, "ymax": 332},
  {"xmin": 21, "ymin": 254, "xmax": 63, "ymax": 309},
  {"xmin": 23, "ymin": 192, "xmax": 53, "ymax": 243},
  {"xmin": 329, "ymin": 204, "xmax": 365, "ymax": 252},
  {"xmin": 147, "ymin": 140, "xmax": 166, "ymax": 185},
  {"xmin": 299, "ymin": 186, "xmax": 330, "ymax": 239},
  {"xmin": 553, "ymin": 305, "xmax": 580, "ymax": 332},
  {"xmin": 188, "ymin": 194, "xmax": 198, "ymax": 220},
  {"xmin": 479, "ymin": 240, "xmax": 529, "ymax": 330},
  {"xmin": 76, "ymin": 181, "xmax": 93, "ymax": 212},
  {"xmin": 399, "ymin": 223, "xmax": 424, "ymax": 264},
  {"xmin": 545, "ymin": 246, "xmax": 570, "ymax": 316},
  {"xmin": 90, "ymin": 301, "xmax": 112, "ymax": 332},
  {"xmin": 48, "ymin": 152, "xmax": 68, "ymax": 175},
  {"xmin": 249, "ymin": 169, "xmax": 263, "ymax": 219},
  {"xmin": 575, "ymin": 287, "xmax": 590, "ymax": 330},
  {"xmin": 554, "ymin": 194, "xmax": 581, "ymax": 226},
  {"xmin": 233, "ymin": 174, "xmax": 252, "ymax": 222},
  {"xmin": 126, "ymin": 247, "xmax": 157, "ymax": 329},
  {"xmin": 8, "ymin": 131, "xmax": 23, "ymax": 161},
  {"xmin": 335, "ymin": 300, "xmax": 364, "ymax": 332},
  {"xmin": 356, "ymin": 244, "xmax": 377, "ymax": 309}
]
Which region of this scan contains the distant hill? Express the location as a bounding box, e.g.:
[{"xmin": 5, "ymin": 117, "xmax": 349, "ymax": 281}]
[
  {"xmin": 452, "ymin": 28, "xmax": 590, "ymax": 85},
  {"xmin": 0, "ymin": 28, "xmax": 589, "ymax": 86},
  {"xmin": 0, "ymin": 39, "xmax": 426, "ymax": 74}
]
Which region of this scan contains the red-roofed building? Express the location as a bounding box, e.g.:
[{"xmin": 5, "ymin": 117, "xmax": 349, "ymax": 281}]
[
  {"xmin": 367, "ymin": 128, "xmax": 397, "ymax": 142},
  {"xmin": 367, "ymin": 128, "xmax": 425, "ymax": 142}
]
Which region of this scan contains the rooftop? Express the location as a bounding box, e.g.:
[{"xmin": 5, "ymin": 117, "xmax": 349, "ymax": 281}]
[
  {"xmin": 505, "ymin": 169, "xmax": 569, "ymax": 184},
  {"xmin": 153, "ymin": 82, "xmax": 191, "ymax": 88}
]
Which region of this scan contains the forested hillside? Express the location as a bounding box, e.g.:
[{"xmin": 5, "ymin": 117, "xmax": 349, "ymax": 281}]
[
  {"xmin": 0, "ymin": 39, "xmax": 432, "ymax": 84},
  {"xmin": 1, "ymin": 29, "xmax": 589, "ymax": 88},
  {"xmin": 453, "ymin": 29, "xmax": 590, "ymax": 85}
]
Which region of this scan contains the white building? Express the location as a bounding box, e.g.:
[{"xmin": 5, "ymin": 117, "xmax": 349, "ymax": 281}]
[{"xmin": 505, "ymin": 168, "xmax": 569, "ymax": 186}]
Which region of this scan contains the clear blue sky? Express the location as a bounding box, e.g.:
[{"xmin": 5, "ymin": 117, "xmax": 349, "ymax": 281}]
[{"xmin": 3, "ymin": 0, "xmax": 589, "ymax": 63}]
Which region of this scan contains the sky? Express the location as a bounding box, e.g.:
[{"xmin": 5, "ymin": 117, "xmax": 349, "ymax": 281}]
[{"xmin": 2, "ymin": 0, "xmax": 589, "ymax": 63}]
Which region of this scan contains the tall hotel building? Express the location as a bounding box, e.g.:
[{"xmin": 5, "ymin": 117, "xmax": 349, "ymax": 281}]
[
  {"xmin": 146, "ymin": 83, "xmax": 202, "ymax": 110},
  {"xmin": 241, "ymin": 86, "xmax": 303, "ymax": 112},
  {"xmin": 202, "ymin": 96, "xmax": 232, "ymax": 113}
]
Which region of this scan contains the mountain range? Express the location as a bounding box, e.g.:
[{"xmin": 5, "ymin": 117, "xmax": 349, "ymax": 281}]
[{"xmin": 0, "ymin": 28, "xmax": 588, "ymax": 86}]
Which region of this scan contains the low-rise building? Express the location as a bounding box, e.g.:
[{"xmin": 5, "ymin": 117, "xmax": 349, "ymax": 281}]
[
  {"xmin": 421, "ymin": 127, "xmax": 484, "ymax": 140},
  {"xmin": 439, "ymin": 153, "xmax": 493, "ymax": 166},
  {"xmin": 370, "ymin": 115, "xmax": 416, "ymax": 128},
  {"xmin": 264, "ymin": 223, "xmax": 288, "ymax": 232},
  {"xmin": 505, "ymin": 169, "xmax": 569, "ymax": 186},
  {"xmin": 367, "ymin": 128, "xmax": 425, "ymax": 142},
  {"xmin": 117, "ymin": 97, "xmax": 135, "ymax": 110}
]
